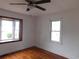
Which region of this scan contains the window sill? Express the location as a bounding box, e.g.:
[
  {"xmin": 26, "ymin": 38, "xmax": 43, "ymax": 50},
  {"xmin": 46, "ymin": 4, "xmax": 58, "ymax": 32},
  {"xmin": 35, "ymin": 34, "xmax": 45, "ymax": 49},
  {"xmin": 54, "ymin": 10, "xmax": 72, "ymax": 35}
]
[{"xmin": 0, "ymin": 39, "xmax": 22, "ymax": 44}]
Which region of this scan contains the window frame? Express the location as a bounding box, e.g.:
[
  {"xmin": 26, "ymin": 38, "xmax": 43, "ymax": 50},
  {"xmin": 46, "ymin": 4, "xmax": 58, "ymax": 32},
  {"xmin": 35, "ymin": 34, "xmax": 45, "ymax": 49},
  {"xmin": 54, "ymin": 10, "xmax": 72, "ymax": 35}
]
[
  {"xmin": 0, "ymin": 16, "xmax": 23, "ymax": 44},
  {"xmin": 50, "ymin": 20, "xmax": 63, "ymax": 44}
]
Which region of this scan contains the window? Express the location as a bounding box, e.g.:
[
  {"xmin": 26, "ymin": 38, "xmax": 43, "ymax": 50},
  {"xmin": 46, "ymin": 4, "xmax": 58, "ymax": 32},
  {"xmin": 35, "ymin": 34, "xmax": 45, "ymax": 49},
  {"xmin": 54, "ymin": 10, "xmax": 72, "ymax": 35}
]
[
  {"xmin": 51, "ymin": 21, "xmax": 61, "ymax": 42},
  {"xmin": 0, "ymin": 16, "xmax": 23, "ymax": 44}
]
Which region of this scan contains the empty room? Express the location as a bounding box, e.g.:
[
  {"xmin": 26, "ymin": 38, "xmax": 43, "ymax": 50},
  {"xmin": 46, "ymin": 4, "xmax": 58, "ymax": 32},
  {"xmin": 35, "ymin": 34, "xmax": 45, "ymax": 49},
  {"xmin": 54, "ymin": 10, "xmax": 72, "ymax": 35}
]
[{"xmin": 0, "ymin": 0, "xmax": 79, "ymax": 59}]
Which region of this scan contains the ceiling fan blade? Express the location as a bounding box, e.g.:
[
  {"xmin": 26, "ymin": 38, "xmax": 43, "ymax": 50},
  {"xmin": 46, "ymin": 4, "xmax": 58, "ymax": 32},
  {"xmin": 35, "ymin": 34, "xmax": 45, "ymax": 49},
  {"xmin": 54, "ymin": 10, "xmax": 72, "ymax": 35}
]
[
  {"xmin": 34, "ymin": 5, "xmax": 46, "ymax": 11},
  {"xmin": 10, "ymin": 3, "xmax": 27, "ymax": 5},
  {"xmin": 25, "ymin": 0, "xmax": 32, "ymax": 3},
  {"xmin": 35, "ymin": 0, "xmax": 50, "ymax": 4}
]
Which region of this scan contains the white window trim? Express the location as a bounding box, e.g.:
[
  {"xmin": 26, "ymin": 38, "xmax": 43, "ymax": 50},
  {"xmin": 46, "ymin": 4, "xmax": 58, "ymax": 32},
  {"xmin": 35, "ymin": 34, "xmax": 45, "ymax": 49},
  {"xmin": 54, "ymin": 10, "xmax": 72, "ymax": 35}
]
[
  {"xmin": 13, "ymin": 20, "xmax": 16, "ymax": 40},
  {"xmin": 0, "ymin": 19, "xmax": 1, "ymax": 41}
]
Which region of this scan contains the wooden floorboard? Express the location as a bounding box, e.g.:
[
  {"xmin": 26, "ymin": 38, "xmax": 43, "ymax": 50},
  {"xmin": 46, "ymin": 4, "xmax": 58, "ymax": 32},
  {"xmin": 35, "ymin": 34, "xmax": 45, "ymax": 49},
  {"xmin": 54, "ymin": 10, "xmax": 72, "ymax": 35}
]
[{"xmin": 0, "ymin": 47, "xmax": 68, "ymax": 59}]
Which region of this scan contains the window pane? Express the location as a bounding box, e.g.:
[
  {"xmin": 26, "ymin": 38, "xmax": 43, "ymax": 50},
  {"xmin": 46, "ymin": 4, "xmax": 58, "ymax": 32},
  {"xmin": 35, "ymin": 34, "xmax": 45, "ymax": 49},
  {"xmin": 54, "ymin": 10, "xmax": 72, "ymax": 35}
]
[
  {"xmin": 52, "ymin": 21, "xmax": 60, "ymax": 31},
  {"xmin": 51, "ymin": 32, "xmax": 60, "ymax": 42},
  {"xmin": 1, "ymin": 20, "xmax": 13, "ymax": 40},
  {"xmin": 15, "ymin": 21, "xmax": 20, "ymax": 39}
]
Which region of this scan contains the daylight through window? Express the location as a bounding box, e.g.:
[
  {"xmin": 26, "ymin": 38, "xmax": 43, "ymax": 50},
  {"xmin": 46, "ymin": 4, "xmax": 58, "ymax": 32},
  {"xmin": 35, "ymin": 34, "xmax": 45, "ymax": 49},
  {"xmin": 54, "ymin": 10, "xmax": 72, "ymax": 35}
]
[
  {"xmin": 51, "ymin": 21, "xmax": 61, "ymax": 42},
  {"xmin": 0, "ymin": 16, "xmax": 22, "ymax": 43}
]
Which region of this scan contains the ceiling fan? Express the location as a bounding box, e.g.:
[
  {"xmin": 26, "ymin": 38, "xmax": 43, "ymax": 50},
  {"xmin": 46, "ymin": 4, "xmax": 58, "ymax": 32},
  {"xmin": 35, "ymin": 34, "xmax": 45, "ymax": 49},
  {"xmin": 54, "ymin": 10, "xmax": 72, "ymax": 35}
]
[{"xmin": 10, "ymin": 0, "xmax": 50, "ymax": 11}]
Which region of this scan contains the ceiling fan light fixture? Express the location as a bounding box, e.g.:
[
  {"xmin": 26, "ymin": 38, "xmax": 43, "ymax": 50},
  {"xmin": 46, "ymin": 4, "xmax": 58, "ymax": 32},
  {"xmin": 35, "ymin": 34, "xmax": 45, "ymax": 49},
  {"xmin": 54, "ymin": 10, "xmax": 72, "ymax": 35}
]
[{"xmin": 26, "ymin": 8, "xmax": 30, "ymax": 11}]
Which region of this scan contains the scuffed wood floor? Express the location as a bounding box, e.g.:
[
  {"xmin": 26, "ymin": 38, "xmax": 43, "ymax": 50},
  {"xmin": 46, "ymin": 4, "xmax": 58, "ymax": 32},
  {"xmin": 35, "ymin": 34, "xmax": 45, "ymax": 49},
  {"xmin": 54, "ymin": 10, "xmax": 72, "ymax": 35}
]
[{"xmin": 0, "ymin": 47, "xmax": 68, "ymax": 59}]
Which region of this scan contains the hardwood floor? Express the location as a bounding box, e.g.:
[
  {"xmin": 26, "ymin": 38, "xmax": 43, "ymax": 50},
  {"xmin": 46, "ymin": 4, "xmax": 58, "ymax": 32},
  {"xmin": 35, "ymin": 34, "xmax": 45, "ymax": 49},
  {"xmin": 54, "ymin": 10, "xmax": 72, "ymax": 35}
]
[{"xmin": 0, "ymin": 47, "xmax": 68, "ymax": 59}]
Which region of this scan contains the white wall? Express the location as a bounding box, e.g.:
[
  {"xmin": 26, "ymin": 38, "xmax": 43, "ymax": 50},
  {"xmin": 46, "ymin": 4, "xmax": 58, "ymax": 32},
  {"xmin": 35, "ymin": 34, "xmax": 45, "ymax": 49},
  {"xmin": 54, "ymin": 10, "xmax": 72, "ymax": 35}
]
[
  {"xmin": 0, "ymin": 8, "xmax": 35, "ymax": 55},
  {"xmin": 0, "ymin": 7, "xmax": 79, "ymax": 59},
  {"xmin": 36, "ymin": 8, "xmax": 79, "ymax": 59}
]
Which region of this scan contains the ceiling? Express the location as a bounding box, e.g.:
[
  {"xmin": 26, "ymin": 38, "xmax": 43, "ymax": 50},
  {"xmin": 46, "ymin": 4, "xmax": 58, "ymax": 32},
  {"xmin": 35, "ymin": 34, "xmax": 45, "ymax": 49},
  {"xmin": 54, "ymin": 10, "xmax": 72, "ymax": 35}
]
[{"xmin": 0, "ymin": 0, "xmax": 79, "ymax": 16}]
